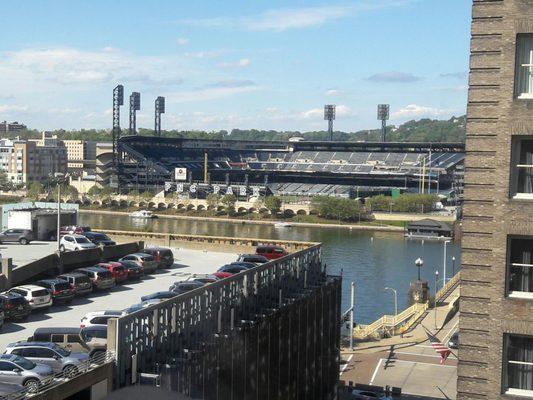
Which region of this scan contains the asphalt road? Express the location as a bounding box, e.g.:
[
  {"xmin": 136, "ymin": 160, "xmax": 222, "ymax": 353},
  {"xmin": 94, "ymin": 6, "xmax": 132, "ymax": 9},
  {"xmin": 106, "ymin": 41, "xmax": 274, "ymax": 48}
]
[
  {"xmin": 0, "ymin": 241, "xmax": 57, "ymax": 268},
  {"xmin": 0, "ymin": 247, "xmax": 237, "ymax": 351}
]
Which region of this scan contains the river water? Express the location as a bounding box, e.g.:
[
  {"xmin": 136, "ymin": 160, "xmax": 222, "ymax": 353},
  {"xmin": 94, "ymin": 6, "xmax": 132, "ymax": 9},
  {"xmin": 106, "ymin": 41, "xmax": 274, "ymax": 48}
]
[{"xmin": 79, "ymin": 213, "xmax": 461, "ymax": 324}]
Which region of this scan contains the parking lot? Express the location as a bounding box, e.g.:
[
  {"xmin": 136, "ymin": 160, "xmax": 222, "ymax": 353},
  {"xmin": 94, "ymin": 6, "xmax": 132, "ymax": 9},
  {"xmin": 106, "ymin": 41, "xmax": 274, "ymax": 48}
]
[
  {"xmin": 0, "ymin": 241, "xmax": 57, "ymax": 268},
  {"xmin": 0, "ymin": 247, "xmax": 237, "ymax": 350}
]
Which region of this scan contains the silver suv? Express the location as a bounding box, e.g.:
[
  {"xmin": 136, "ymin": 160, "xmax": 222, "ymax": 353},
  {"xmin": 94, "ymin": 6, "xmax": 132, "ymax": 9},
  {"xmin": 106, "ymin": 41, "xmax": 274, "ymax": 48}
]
[
  {"xmin": 5, "ymin": 342, "xmax": 89, "ymax": 377},
  {"xmin": 0, "ymin": 354, "xmax": 53, "ymax": 392}
]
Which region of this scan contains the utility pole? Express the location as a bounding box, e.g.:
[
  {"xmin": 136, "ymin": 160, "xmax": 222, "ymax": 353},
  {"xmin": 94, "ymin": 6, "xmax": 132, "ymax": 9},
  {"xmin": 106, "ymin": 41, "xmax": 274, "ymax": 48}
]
[
  {"xmin": 57, "ymin": 184, "xmax": 61, "ymax": 252},
  {"xmin": 434, "ymin": 270, "xmax": 439, "ymax": 330},
  {"xmin": 349, "ymin": 282, "xmax": 355, "ymax": 350},
  {"xmin": 443, "ymin": 240, "xmax": 451, "ymax": 283}
]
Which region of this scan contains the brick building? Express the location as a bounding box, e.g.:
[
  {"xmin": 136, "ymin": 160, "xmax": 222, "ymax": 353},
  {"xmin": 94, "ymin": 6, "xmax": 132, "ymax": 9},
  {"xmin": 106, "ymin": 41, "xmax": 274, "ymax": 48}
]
[
  {"xmin": 0, "ymin": 121, "xmax": 26, "ymax": 133},
  {"xmin": 459, "ymin": 1, "xmax": 533, "ymax": 398}
]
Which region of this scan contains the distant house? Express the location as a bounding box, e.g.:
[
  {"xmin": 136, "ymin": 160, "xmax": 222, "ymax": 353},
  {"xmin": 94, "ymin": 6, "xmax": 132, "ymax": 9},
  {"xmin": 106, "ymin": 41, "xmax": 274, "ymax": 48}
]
[{"xmin": 406, "ymin": 219, "xmax": 453, "ymax": 240}]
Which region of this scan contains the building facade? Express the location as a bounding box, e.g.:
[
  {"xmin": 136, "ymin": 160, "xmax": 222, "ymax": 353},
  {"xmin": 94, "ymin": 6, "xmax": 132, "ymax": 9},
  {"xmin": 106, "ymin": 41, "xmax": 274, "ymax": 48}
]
[
  {"xmin": 0, "ymin": 121, "xmax": 26, "ymax": 133},
  {"xmin": 459, "ymin": 1, "xmax": 533, "ymax": 399}
]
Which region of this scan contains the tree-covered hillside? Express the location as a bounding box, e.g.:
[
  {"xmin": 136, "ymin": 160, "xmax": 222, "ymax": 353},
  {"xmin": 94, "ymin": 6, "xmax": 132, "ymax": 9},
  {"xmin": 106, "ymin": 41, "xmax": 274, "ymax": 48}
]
[{"xmin": 4, "ymin": 115, "xmax": 466, "ymax": 143}]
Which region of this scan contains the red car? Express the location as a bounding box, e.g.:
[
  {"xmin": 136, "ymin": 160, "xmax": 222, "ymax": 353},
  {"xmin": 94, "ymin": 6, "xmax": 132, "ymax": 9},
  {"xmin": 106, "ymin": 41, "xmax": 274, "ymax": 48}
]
[
  {"xmin": 213, "ymin": 272, "xmax": 233, "ymax": 279},
  {"xmin": 60, "ymin": 225, "xmax": 91, "ymax": 236},
  {"xmin": 96, "ymin": 262, "xmax": 128, "ymax": 284},
  {"xmin": 255, "ymin": 245, "xmax": 288, "ymax": 260}
]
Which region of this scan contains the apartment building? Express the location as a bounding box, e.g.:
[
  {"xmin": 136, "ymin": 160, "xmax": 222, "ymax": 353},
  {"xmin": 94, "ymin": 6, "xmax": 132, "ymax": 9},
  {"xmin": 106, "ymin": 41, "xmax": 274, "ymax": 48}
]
[
  {"xmin": 0, "ymin": 136, "xmax": 67, "ymax": 184},
  {"xmin": 62, "ymin": 140, "xmax": 85, "ymax": 169},
  {"xmin": 459, "ymin": 1, "xmax": 533, "ymax": 399},
  {"xmin": 0, "ymin": 121, "xmax": 26, "ymax": 133}
]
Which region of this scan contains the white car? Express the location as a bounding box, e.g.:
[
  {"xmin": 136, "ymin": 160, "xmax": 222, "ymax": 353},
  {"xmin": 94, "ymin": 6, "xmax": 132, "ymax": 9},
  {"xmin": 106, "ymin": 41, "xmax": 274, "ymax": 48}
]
[
  {"xmin": 80, "ymin": 310, "xmax": 123, "ymax": 328},
  {"xmin": 59, "ymin": 234, "xmax": 98, "ymax": 252},
  {"xmin": 7, "ymin": 285, "xmax": 52, "ymax": 310}
]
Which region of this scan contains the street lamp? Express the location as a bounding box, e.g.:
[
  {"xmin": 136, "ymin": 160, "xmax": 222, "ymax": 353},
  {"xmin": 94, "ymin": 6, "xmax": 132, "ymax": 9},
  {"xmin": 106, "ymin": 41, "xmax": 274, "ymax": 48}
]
[
  {"xmin": 385, "ymin": 287, "xmax": 398, "ymax": 316},
  {"xmin": 443, "ymin": 240, "xmax": 451, "ymax": 283},
  {"xmin": 415, "ymin": 257, "xmax": 423, "ymax": 281},
  {"xmin": 452, "ymin": 256, "xmax": 456, "ymax": 276},
  {"xmin": 53, "ymin": 173, "xmax": 69, "ymax": 252}
]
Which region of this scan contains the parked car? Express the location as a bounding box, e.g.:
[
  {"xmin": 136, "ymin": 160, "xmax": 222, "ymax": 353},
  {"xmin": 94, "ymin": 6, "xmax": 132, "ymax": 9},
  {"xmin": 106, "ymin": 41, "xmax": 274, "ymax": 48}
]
[
  {"xmin": 236, "ymin": 254, "xmax": 270, "ymax": 265},
  {"xmin": 81, "ymin": 232, "xmax": 116, "ymax": 246},
  {"xmin": 57, "ymin": 272, "xmax": 93, "ymax": 296},
  {"xmin": 185, "ymin": 274, "xmax": 219, "ymax": 285},
  {"xmin": 352, "ymin": 390, "xmax": 390, "ymax": 400},
  {"xmin": 117, "ymin": 260, "xmax": 143, "ymax": 280},
  {"xmin": 140, "ymin": 291, "xmax": 176, "ymax": 302},
  {"xmin": 140, "ymin": 247, "xmax": 174, "ymax": 268},
  {"xmin": 213, "ymin": 264, "xmax": 249, "ymax": 279},
  {"xmin": 59, "ymin": 226, "xmax": 91, "ymax": 236},
  {"xmin": 80, "ymin": 310, "xmax": 123, "ymax": 328},
  {"xmin": 0, "ymin": 229, "xmax": 33, "ymax": 245},
  {"xmin": 168, "ymin": 280, "xmax": 205, "ymax": 295},
  {"xmin": 0, "ymin": 309, "xmax": 6, "ymax": 330},
  {"xmin": 227, "ymin": 262, "xmax": 257, "ymax": 270},
  {"xmin": 95, "ymin": 263, "xmax": 128, "ymax": 284},
  {"xmin": 0, "ymin": 354, "xmax": 53, "ymax": 392},
  {"xmin": 75, "ymin": 267, "xmax": 115, "ymax": 291},
  {"xmin": 0, "ymin": 292, "xmax": 31, "ymax": 321},
  {"xmin": 34, "ymin": 279, "xmax": 75, "ymax": 304},
  {"xmin": 29, "ymin": 327, "xmax": 106, "ymax": 359},
  {"xmin": 60, "ymin": 234, "xmax": 98, "ymax": 252},
  {"xmin": 118, "ymin": 253, "xmax": 158, "ymax": 274},
  {"xmin": 449, "ymin": 332, "xmax": 459, "ymax": 349},
  {"xmin": 255, "ymin": 245, "xmax": 288, "ymax": 260},
  {"xmin": 7, "ymin": 285, "xmax": 52, "ymax": 311},
  {"xmin": 5, "ymin": 342, "xmax": 89, "ymax": 377},
  {"xmin": 124, "ymin": 299, "xmax": 163, "ymax": 314}
]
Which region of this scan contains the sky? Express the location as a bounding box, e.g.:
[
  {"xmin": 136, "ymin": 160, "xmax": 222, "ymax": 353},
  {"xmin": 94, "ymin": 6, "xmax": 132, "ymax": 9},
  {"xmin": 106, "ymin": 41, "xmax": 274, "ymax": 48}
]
[{"xmin": 0, "ymin": 0, "xmax": 471, "ymax": 133}]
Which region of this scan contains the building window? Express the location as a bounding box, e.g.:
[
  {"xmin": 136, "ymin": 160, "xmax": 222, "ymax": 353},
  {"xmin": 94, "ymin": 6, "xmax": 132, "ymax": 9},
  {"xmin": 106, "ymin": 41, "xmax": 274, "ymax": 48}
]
[
  {"xmin": 511, "ymin": 137, "xmax": 533, "ymax": 199},
  {"xmin": 508, "ymin": 237, "xmax": 533, "ymax": 299},
  {"xmin": 504, "ymin": 334, "xmax": 533, "ymax": 396},
  {"xmin": 516, "ymin": 35, "xmax": 533, "ymax": 99}
]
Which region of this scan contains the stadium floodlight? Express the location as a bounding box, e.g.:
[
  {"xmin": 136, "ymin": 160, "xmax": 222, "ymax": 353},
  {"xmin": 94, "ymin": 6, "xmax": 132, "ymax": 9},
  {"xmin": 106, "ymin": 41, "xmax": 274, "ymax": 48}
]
[
  {"xmin": 377, "ymin": 104, "xmax": 390, "ymax": 142},
  {"xmin": 324, "ymin": 105, "xmax": 336, "ymax": 141},
  {"xmin": 155, "ymin": 96, "xmax": 165, "ymax": 137},
  {"xmin": 129, "ymin": 92, "xmax": 141, "ymax": 135},
  {"xmin": 112, "ymin": 84, "xmax": 124, "ymax": 192}
]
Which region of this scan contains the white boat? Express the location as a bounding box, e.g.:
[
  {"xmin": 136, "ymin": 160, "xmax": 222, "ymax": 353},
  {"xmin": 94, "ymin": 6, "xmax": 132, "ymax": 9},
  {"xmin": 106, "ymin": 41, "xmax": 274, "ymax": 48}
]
[
  {"xmin": 274, "ymin": 222, "xmax": 292, "ymax": 228},
  {"xmin": 129, "ymin": 210, "xmax": 157, "ymax": 219}
]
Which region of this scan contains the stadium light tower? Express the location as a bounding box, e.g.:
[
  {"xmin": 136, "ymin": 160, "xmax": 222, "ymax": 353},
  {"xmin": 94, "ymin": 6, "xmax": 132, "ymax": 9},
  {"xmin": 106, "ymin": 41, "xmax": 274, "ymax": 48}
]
[
  {"xmin": 155, "ymin": 96, "xmax": 165, "ymax": 137},
  {"xmin": 324, "ymin": 105, "xmax": 336, "ymax": 141},
  {"xmin": 377, "ymin": 104, "xmax": 390, "ymax": 142},
  {"xmin": 129, "ymin": 92, "xmax": 141, "ymax": 135},
  {"xmin": 112, "ymin": 85, "xmax": 124, "ymax": 162}
]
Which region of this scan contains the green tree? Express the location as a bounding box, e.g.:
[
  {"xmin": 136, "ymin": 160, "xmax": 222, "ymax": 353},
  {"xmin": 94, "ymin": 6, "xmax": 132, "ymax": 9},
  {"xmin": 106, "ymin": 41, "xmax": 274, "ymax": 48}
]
[
  {"xmin": 129, "ymin": 189, "xmax": 140, "ymax": 198},
  {"xmin": 206, "ymin": 193, "xmax": 221, "ymax": 210},
  {"xmin": 87, "ymin": 186, "xmax": 101, "ymax": 197},
  {"xmin": 141, "ymin": 190, "xmax": 154, "ymax": 200},
  {"xmin": 311, "ymin": 196, "xmax": 373, "ymax": 222},
  {"xmin": 264, "ymin": 196, "xmax": 282, "ymax": 215},
  {"xmin": 27, "ymin": 181, "xmax": 44, "ymax": 200},
  {"xmin": 63, "ymin": 185, "xmax": 79, "ymax": 200},
  {"xmin": 99, "ymin": 185, "xmax": 115, "ymax": 197},
  {"xmin": 221, "ymin": 194, "xmax": 237, "ymax": 214}
]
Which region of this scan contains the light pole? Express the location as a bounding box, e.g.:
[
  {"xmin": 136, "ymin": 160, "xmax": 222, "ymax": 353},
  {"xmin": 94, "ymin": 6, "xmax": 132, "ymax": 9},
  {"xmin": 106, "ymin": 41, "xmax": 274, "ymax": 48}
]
[
  {"xmin": 443, "ymin": 240, "xmax": 451, "ymax": 283},
  {"xmin": 452, "ymin": 256, "xmax": 456, "ymax": 276},
  {"xmin": 385, "ymin": 287, "xmax": 397, "ymax": 316},
  {"xmin": 434, "ymin": 270, "xmax": 439, "ymax": 330},
  {"xmin": 415, "ymin": 257, "xmax": 423, "ymax": 281},
  {"xmin": 54, "ymin": 173, "xmax": 68, "ymax": 252}
]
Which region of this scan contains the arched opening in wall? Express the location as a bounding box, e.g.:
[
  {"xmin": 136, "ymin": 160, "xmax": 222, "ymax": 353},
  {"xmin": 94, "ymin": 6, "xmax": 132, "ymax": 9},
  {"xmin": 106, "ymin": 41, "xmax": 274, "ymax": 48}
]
[
  {"xmin": 283, "ymin": 209, "xmax": 295, "ymax": 217},
  {"xmin": 92, "ymin": 200, "xmax": 101, "ymax": 206},
  {"xmin": 248, "ymin": 207, "xmax": 257, "ymax": 213},
  {"xmin": 186, "ymin": 204, "xmax": 195, "ymax": 211},
  {"xmin": 167, "ymin": 203, "xmax": 175, "ymax": 209},
  {"xmin": 197, "ymin": 205, "xmax": 206, "ymax": 211},
  {"xmin": 83, "ymin": 200, "xmax": 90, "ymax": 206},
  {"xmin": 259, "ymin": 208, "xmax": 269, "ymax": 214},
  {"xmin": 102, "ymin": 199, "xmax": 111, "ymax": 206},
  {"xmin": 177, "ymin": 204, "xmax": 185, "ymax": 209},
  {"xmin": 309, "ymin": 209, "xmax": 319, "ymax": 216},
  {"xmin": 297, "ymin": 209, "xmax": 307, "ymax": 215},
  {"xmin": 75, "ymin": 200, "xmax": 83, "ymax": 205},
  {"xmin": 129, "ymin": 201, "xmax": 137, "ymax": 208},
  {"xmin": 138, "ymin": 201, "xmax": 146, "ymax": 208},
  {"xmin": 217, "ymin": 206, "xmax": 225, "ymax": 212},
  {"xmin": 119, "ymin": 200, "xmax": 128, "ymax": 208},
  {"xmin": 110, "ymin": 200, "xmax": 119, "ymax": 207},
  {"xmin": 158, "ymin": 202, "xmax": 166, "ymax": 209},
  {"xmin": 237, "ymin": 207, "xmax": 247, "ymax": 213},
  {"xmin": 148, "ymin": 202, "xmax": 156, "ymax": 209}
]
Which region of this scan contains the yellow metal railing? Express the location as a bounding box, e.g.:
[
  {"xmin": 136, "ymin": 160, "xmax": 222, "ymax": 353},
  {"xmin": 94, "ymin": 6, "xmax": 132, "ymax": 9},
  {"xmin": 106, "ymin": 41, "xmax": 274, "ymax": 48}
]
[{"xmin": 436, "ymin": 272, "xmax": 461, "ymax": 302}]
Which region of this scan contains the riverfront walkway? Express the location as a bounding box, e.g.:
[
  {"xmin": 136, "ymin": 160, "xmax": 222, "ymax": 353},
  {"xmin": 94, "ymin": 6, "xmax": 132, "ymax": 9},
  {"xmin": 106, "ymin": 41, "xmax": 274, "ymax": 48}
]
[{"xmin": 341, "ymin": 284, "xmax": 460, "ymax": 399}]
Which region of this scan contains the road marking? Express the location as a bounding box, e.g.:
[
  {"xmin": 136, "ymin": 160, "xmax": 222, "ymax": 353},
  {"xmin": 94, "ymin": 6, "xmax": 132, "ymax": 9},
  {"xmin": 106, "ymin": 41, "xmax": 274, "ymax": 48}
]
[
  {"xmin": 369, "ymin": 358, "xmax": 383, "ymax": 385},
  {"xmin": 340, "ymin": 354, "xmax": 353, "ymax": 376},
  {"xmin": 395, "ymin": 351, "xmax": 457, "ymax": 360},
  {"xmin": 391, "ymin": 359, "xmax": 457, "ymax": 368}
]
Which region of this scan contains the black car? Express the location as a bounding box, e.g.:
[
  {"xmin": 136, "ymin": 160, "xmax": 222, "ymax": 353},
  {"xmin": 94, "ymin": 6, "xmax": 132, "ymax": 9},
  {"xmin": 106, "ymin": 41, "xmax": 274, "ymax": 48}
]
[
  {"xmin": 35, "ymin": 279, "xmax": 75, "ymax": 304},
  {"xmin": 140, "ymin": 291, "xmax": 176, "ymax": 302},
  {"xmin": 448, "ymin": 332, "xmax": 459, "ymax": 349},
  {"xmin": 228, "ymin": 262, "xmax": 257, "ymax": 270},
  {"xmin": 236, "ymin": 254, "xmax": 270, "ymax": 265},
  {"xmin": 217, "ymin": 264, "xmax": 251, "ymax": 274},
  {"xmin": 57, "ymin": 272, "xmax": 93, "ymax": 296},
  {"xmin": 117, "ymin": 260, "xmax": 144, "ymax": 280},
  {"xmin": 0, "ymin": 292, "xmax": 31, "ymax": 320},
  {"xmin": 82, "ymin": 232, "xmax": 116, "ymax": 246},
  {"xmin": 169, "ymin": 281, "xmax": 205, "ymax": 295},
  {"xmin": 141, "ymin": 247, "xmax": 174, "ymax": 268}
]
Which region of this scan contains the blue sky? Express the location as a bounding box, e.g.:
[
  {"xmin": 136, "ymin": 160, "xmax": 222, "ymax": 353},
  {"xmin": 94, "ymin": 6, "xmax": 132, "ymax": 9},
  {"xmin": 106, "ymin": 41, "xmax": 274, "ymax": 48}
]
[{"xmin": 0, "ymin": 0, "xmax": 471, "ymax": 132}]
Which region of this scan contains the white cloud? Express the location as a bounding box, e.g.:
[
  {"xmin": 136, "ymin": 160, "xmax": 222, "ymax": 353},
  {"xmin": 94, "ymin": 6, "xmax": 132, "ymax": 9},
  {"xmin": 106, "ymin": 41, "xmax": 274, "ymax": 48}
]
[
  {"xmin": 392, "ymin": 104, "xmax": 450, "ymax": 119},
  {"xmin": 0, "ymin": 104, "xmax": 28, "ymax": 113},
  {"xmin": 325, "ymin": 89, "xmax": 342, "ymax": 97},
  {"xmin": 183, "ymin": 50, "xmax": 225, "ymax": 59},
  {"xmin": 181, "ymin": 1, "xmax": 412, "ymax": 32},
  {"xmin": 218, "ymin": 58, "xmax": 251, "ymax": 68},
  {"xmin": 176, "ymin": 38, "xmax": 189, "ymax": 46}
]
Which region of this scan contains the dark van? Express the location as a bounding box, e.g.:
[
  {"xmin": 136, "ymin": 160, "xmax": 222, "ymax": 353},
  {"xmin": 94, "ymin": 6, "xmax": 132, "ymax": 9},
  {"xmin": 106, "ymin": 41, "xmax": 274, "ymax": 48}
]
[
  {"xmin": 255, "ymin": 245, "xmax": 288, "ymax": 260},
  {"xmin": 76, "ymin": 267, "xmax": 115, "ymax": 291},
  {"xmin": 57, "ymin": 272, "xmax": 93, "ymax": 296},
  {"xmin": 141, "ymin": 247, "xmax": 174, "ymax": 268}
]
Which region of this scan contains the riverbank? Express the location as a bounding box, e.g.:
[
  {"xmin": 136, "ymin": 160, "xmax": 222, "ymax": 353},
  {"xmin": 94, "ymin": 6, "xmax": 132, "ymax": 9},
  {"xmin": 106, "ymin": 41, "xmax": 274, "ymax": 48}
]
[{"xmin": 79, "ymin": 208, "xmax": 405, "ymax": 232}]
